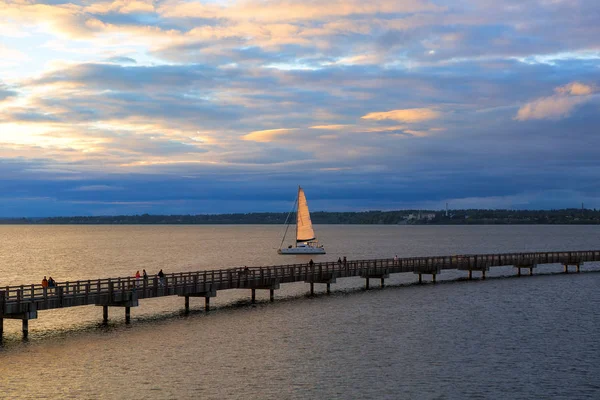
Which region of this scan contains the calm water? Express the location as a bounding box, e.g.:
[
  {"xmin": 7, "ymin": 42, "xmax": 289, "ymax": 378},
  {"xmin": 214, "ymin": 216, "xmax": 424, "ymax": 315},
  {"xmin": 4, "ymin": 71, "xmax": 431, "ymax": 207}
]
[{"xmin": 0, "ymin": 225, "xmax": 599, "ymax": 399}]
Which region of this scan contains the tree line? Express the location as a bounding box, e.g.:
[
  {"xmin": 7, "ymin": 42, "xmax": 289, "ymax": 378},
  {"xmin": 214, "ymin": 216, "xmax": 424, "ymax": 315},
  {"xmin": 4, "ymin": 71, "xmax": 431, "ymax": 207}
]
[{"xmin": 1, "ymin": 208, "xmax": 599, "ymax": 224}]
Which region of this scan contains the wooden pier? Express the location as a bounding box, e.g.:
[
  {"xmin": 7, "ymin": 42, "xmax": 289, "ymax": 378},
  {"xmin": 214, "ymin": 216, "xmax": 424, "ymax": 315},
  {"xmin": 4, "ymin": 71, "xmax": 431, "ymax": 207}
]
[{"xmin": 1, "ymin": 250, "xmax": 598, "ymax": 340}]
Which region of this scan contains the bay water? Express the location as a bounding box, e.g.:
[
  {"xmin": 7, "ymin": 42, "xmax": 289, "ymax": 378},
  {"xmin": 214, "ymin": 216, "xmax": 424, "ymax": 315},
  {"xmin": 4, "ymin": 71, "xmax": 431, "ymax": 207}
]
[{"xmin": 0, "ymin": 225, "xmax": 599, "ymax": 399}]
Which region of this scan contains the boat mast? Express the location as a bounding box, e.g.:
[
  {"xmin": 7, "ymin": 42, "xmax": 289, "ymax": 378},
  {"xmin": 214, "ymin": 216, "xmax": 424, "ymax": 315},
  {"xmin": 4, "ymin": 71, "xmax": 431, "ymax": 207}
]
[{"xmin": 295, "ymin": 185, "xmax": 300, "ymax": 247}]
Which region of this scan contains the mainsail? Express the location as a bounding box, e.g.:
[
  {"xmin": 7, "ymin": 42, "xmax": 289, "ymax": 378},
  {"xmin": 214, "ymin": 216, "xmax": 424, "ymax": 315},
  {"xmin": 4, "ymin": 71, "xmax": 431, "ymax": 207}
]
[{"xmin": 296, "ymin": 187, "xmax": 316, "ymax": 242}]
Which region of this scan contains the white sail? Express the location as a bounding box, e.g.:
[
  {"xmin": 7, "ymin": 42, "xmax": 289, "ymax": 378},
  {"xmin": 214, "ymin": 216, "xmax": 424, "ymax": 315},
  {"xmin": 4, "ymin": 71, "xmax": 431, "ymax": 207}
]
[{"xmin": 296, "ymin": 187, "xmax": 315, "ymax": 242}]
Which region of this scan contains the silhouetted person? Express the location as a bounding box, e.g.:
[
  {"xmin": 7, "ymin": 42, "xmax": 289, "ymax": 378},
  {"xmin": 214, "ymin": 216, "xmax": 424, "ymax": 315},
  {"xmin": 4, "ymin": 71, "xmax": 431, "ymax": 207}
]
[
  {"xmin": 158, "ymin": 269, "xmax": 165, "ymax": 286},
  {"xmin": 309, "ymin": 259, "xmax": 314, "ymax": 268}
]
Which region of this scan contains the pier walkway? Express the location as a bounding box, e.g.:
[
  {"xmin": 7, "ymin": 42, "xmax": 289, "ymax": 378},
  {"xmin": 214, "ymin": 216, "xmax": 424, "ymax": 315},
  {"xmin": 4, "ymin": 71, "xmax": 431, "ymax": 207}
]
[{"xmin": 1, "ymin": 250, "xmax": 598, "ymax": 339}]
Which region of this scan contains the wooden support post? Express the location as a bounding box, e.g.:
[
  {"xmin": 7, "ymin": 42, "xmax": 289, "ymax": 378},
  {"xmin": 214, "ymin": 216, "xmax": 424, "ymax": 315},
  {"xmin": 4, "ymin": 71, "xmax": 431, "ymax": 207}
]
[
  {"xmin": 381, "ymin": 277, "xmax": 385, "ymax": 288},
  {"xmin": 251, "ymin": 289, "xmax": 256, "ymax": 304},
  {"xmin": 205, "ymin": 296, "xmax": 210, "ymax": 312},
  {"xmin": 326, "ymin": 283, "xmax": 330, "ymax": 294},
  {"xmin": 468, "ymin": 270, "xmax": 472, "ymax": 280},
  {"xmin": 482, "ymin": 270, "xmax": 486, "ymax": 280},
  {"xmin": 529, "ymin": 267, "xmax": 533, "ymax": 276},
  {"xmin": 184, "ymin": 296, "xmax": 189, "ymax": 314},
  {"xmin": 577, "ymin": 264, "xmax": 580, "ymax": 273},
  {"xmin": 418, "ymin": 274, "xmax": 422, "ymax": 284},
  {"xmin": 0, "ymin": 290, "xmax": 4, "ymax": 342},
  {"xmin": 22, "ymin": 319, "xmax": 28, "ymax": 339},
  {"xmin": 432, "ymin": 274, "xmax": 436, "ymax": 284},
  {"xmin": 564, "ymin": 264, "xmax": 568, "ymax": 274},
  {"xmin": 365, "ymin": 278, "xmax": 370, "ymax": 290},
  {"xmin": 517, "ymin": 268, "xmax": 521, "ymax": 277},
  {"xmin": 310, "ymin": 283, "xmax": 314, "ymax": 296},
  {"xmin": 269, "ymin": 288, "xmax": 274, "ymax": 302},
  {"xmin": 103, "ymin": 305, "xmax": 108, "ymax": 324},
  {"xmin": 125, "ymin": 307, "xmax": 131, "ymax": 324}
]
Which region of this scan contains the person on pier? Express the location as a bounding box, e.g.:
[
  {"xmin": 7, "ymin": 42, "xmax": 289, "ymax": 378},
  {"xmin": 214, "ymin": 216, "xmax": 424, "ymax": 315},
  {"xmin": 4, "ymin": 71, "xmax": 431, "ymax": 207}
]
[
  {"xmin": 42, "ymin": 276, "xmax": 48, "ymax": 293},
  {"xmin": 142, "ymin": 269, "xmax": 148, "ymax": 282},
  {"xmin": 157, "ymin": 269, "xmax": 165, "ymax": 286},
  {"xmin": 48, "ymin": 277, "xmax": 56, "ymax": 294},
  {"xmin": 135, "ymin": 270, "xmax": 141, "ymax": 287}
]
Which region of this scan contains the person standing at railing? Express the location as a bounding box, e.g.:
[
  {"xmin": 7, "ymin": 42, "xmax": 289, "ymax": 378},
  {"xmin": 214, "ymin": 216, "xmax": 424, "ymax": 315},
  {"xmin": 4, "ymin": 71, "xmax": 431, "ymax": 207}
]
[
  {"xmin": 157, "ymin": 269, "xmax": 165, "ymax": 287},
  {"xmin": 48, "ymin": 277, "xmax": 56, "ymax": 294},
  {"xmin": 42, "ymin": 276, "xmax": 48, "ymax": 294},
  {"xmin": 143, "ymin": 269, "xmax": 148, "ymax": 283},
  {"xmin": 135, "ymin": 270, "xmax": 141, "ymax": 287},
  {"xmin": 394, "ymin": 254, "xmax": 398, "ymax": 266}
]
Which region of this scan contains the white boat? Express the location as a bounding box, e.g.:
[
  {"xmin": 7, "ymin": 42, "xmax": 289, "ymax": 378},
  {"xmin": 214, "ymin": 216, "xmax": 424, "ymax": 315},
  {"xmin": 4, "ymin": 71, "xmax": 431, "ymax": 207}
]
[{"xmin": 278, "ymin": 186, "xmax": 326, "ymax": 254}]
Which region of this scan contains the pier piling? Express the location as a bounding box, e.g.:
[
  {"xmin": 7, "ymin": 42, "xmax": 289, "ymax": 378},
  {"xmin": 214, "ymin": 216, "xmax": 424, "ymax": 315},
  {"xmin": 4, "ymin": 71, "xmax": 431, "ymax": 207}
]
[{"xmin": 103, "ymin": 306, "xmax": 108, "ymax": 324}]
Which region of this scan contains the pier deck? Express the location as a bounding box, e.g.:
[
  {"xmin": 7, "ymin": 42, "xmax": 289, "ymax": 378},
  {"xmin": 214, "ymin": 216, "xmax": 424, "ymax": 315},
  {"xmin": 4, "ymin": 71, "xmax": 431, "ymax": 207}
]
[{"xmin": 1, "ymin": 250, "xmax": 598, "ymax": 339}]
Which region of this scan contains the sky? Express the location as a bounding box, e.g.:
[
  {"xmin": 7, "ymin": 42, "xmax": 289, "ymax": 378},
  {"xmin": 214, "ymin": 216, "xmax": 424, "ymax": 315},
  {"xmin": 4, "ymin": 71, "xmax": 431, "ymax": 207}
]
[{"xmin": 1, "ymin": 0, "xmax": 599, "ymax": 217}]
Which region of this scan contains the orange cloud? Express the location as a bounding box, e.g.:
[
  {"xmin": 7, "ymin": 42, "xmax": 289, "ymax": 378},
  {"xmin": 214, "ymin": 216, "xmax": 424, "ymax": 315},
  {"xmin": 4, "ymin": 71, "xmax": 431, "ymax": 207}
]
[
  {"xmin": 241, "ymin": 128, "xmax": 296, "ymax": 142},
  {"xmin": 516, "ymin": 81, "xmax": 597, "ymax": 121},
  {"xmin": 554, "ymin": 82, "xmax": 595, "ymax": 96},
  {"xmin": 361, "ymin": 108, "xmax": 440, "ymax": 123},
  {"xmin": 309, "ymin": 124, "xmax": 350, "ymax": 130}
]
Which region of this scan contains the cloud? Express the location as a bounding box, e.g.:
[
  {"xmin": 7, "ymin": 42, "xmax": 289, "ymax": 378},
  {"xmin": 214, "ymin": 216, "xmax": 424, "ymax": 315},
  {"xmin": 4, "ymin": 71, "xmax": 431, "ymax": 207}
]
[
  {"xmin": 515, "ymin": 81, "xmax": 597, "ymax": 121},
  {"xmin": 106, "ymin": 56, "xmax": 137, "ymax": 64},
  {"xmin": 554, "ymin": 82, "xmax": 595, "ymax": 96},
  {"xmin": 241, "ymin": 128, "xmax": 297, "ymax": 142},
  {"xmin": 361, "ymin": 108, "xmax": 441, "ymax": 123},
  {"xmin": 0, "ymin": 83, "xmax": 17, "ymax": 102},
  {"xmin": 71, "ymin": 185, "xmax": 123, "ymax": 191},
  {"xmin": 310, "ymin": 124, "xmax": 350, "ymax": 130}
]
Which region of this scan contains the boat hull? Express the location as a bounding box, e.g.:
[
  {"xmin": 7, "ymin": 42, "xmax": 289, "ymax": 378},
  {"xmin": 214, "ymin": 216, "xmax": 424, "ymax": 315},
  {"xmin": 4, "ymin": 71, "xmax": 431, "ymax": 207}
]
[{"xmin": 278, "ymin": 247, "xmax": 326, "ymax": 255}]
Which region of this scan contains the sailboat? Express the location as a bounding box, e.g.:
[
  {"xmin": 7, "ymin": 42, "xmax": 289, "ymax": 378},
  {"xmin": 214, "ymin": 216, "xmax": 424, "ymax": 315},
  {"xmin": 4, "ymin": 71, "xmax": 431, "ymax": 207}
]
[{"xmin": 278, "ymin": 186, "xmax": 326, "ymax": 254}]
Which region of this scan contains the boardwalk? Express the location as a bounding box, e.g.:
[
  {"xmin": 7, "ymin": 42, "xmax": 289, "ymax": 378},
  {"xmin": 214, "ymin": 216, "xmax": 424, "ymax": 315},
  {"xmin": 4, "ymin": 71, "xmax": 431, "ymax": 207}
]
[{"xmin": 1, "ymin": 250, "xmax": 598, "ymax": 339}]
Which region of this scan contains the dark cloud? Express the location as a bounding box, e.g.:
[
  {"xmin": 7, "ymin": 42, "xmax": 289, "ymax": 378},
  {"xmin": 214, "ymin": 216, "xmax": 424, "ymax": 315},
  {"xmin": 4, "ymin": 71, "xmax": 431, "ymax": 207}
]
[{"xmin": 0, "ymin": 83, "xmax": 17, "ymax": 101}]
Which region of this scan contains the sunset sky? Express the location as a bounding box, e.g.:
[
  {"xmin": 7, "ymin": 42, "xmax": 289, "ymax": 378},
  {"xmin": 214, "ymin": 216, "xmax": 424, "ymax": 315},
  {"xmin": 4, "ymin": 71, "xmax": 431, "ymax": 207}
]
[{"xmin": 1, "ymin": 0, "xmax": 599, "ymax": 216}]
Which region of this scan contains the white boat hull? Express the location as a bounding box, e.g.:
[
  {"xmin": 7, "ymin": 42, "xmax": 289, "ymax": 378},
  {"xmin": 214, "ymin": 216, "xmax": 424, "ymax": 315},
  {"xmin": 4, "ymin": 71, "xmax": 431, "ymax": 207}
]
[{"xmin": 278, "ymin": 246, "xmax": 326, "ymax": 255}]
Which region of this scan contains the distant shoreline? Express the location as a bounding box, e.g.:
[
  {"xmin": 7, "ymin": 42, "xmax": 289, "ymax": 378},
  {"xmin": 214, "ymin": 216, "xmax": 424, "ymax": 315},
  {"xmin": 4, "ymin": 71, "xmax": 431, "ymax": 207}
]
[{"xmin": 1, "ymin": 208, "xmax": 599, "ymax": 225}]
